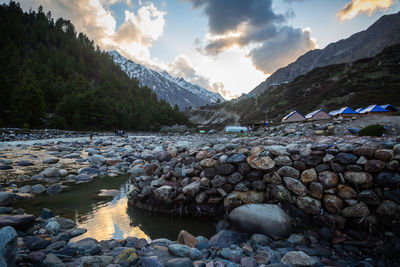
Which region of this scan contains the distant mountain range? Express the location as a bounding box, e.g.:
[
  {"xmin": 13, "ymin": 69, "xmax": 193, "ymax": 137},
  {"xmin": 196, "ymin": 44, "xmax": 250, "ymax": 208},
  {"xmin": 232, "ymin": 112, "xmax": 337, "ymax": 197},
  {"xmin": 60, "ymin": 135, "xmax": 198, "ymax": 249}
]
[
  {"xmin": 109, "ymin": 51, "xmax": 224, "ymax": 110},
  {"xmin": 249, "ymin": 11, "xmax": 400, "ymax": 97}
]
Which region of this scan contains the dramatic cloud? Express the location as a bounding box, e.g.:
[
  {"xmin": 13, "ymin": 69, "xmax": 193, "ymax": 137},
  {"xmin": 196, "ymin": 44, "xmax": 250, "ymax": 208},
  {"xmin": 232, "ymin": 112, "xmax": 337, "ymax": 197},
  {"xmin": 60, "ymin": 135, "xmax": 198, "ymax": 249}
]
[
  {"xmin": 185, "ymin": 0, "xmax": 316, "ymax": 74},
  {"xmin": 167, "ymin": 55, "xmax": 233, "ymax": 98},
  {"xmin": 338, "ymin": 0, "xmax": 394, "ymax": 20},
  {"xmin": 16, "ymin": 0, "xmax": 165, "ymax": 61}
]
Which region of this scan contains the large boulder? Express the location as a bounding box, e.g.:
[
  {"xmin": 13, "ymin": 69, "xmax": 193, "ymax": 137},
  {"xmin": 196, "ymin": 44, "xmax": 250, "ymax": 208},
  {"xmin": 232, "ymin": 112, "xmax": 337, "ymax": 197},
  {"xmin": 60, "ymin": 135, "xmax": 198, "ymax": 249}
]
[
  {"xmin": 0, "ymin": 226, "xmax": 17, "ymax": 267},
  {"xmin": 0, "ymin": 214, "xmax": 36, "ymax": 230},
  {"xmin": 88, "ymin": 155, "xmax": 105, "ymax": 166},
  {"xmin": 228, "ymin": 204, "xmax": 293, "ymax": 240},
  {"xmin": 247, "ymin": 155, "xmax": 275, "ymax": 171}
]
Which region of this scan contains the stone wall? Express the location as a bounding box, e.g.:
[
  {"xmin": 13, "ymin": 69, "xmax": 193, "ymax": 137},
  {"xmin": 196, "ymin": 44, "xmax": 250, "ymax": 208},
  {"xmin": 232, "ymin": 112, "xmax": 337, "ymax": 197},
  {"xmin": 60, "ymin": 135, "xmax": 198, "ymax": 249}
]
[{"xmin": 127, "ymin": 136, "xmax": 400, "ymax": 233}]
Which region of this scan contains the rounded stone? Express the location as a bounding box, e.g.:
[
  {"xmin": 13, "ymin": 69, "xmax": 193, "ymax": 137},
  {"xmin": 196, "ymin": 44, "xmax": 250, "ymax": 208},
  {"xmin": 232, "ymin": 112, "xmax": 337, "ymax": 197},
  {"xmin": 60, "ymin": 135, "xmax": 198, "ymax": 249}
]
[
  {"xmin": 301, "ymin": 168, "xmax": 317, "ymax": 184},
  {"xmin": 344, "ymin": 172, "xmax": 373, "ymax": 190},
  {"xmin": 365, "ymin": 160, "xmax": 385, "ymax": 173},
  {"xmin": 283, "ymin": 177, "xmax": 307, "ymax": 196},
  {"xmin": 341, "ymin": 203, "xmax": 370, "ymax": 218},
  {"xmin": 375, "ymin": 149, "xmax": 394, "ymax": 162},
  {"xmin": 247, "ymin": 155, "xmax": 275, "ymax": 171},
  {"xmin": 337, "ymin": 185, "xmax": 357, "ymax": 199},
  {"xmin": 318, "ymin": 171, "xmax": 339, "ymax": 189},
  {"xmin": 323, "ymin": 195, "xmax": 344, "ymax": 214},
  {"xmin": 296, "ymin": 196, "xmax": 322, "ymax": 215}
]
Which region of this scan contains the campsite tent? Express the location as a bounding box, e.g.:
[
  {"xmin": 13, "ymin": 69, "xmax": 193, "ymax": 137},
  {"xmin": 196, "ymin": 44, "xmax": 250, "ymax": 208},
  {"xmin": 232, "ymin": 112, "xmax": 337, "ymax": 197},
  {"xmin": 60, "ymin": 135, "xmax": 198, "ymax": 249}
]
[
  {"xmin": 282, "ymin": 110, "xmax": 305, "ymax": 122},
  {"xmin": 380, "ymin": 104, "xmax": 398, "ymax": 112},
  {"xmin": 359, "ymin": 105, "xmax": 389, "ymax": 114},
  {"xmin": 305, "ymin": 109, "xmax": 331, "ymax": 120},
  {"xmin": 330, "ymin": 107, "xmax": 359, "ymax": 117},
  {"xmin": 225, "ymin": 126, "xmax": 248, "ymax": 133}
]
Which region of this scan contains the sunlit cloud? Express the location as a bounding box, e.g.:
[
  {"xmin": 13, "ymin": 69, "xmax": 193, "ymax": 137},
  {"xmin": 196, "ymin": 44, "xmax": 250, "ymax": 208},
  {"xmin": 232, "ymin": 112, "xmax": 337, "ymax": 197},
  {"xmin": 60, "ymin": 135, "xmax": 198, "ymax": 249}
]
[{"xmin": 338, "ymin": 0, "xmax": 394, "ymax": 20}]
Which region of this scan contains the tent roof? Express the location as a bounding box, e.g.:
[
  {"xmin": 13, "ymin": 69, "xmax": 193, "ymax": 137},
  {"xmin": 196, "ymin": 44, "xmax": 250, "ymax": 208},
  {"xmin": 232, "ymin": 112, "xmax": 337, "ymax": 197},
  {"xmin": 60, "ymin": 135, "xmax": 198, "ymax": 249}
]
[
  {"xmin": 282, "ymin": 110, "xmax": 305, "ymax": 121},
  {"xmin": 305, "ymin": 109, "xmax": 330, "ymax": 118},
  {"xmin": 359, "ymin": 105, "xmax": 389, "ymax": 114},
  {"xmin": 380, "ymin": 104, "xmax": 398, "ymax": 112}
]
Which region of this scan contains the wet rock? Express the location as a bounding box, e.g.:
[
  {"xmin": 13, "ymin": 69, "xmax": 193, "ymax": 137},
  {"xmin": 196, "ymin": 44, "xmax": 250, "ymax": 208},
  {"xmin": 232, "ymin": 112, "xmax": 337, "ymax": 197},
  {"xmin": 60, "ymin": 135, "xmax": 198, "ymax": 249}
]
[
  {"xmin": 301, "ymin": 168, "xmax": 317, "ymax": 184},
  {"xmin": 227, "ymin": 172, "xmax": 243, "ymax": 184},
  {"xmin": 182, "ymin": 181, "xmax": 201, "ymax": 196},
  {"xmin": 0, "ymin": 226, "xmax": 17, "ymax": 267},
  {"xmin": 274, "ymin": 156, "xmax": 292, "ymax": 166},
  {"xmin": 17, "ymin": 160, "xmax": 34, "ymax": 167},
  {"xmin": 18, "ymin": 185, "xmax": 31, "ymax": 193},
  {"xmin": 141, "ymin": 257, "xmax": 164, "ymax": 267},
  {"xmin": 358, "ymin": 190, "xmax": 381, "ymax": 205},
  {"xmin": 374, "ymin": 172, "xmax": 400, "ymax": 188},
  {"xmin": 226, "ymin": 153, "xmax": 247, "ymax": 164},
  {"xmin": 278, "ymin": 166, "xmax": 300, "ymax": 179},
  {"xmin": 88, "ymin": 154, "xmax": 105, "ymax": 166},
  {"xmin": 165, "ymin": 258, "xmax": 192, "ymax": 267},
  {"xmin": 114, "ymin": 248, "xmax": 138, "ymax": 264},
  {"xmin": 70, "ymin": 228, "xmax": 87, "ymax": 238},
  {"xmin": 42, "ymin": 167, "xmax": 60, "ymax": 177},
  {"xmin": 375, "ymin": 149, "xmax": 394, "ymax": 162},
  {"xmin": 296, "ymin": 196, "xmax": 322, "ymax": 215},
  {"xmin": 335, "ymin": 153, "xmax": 357, "ymax": 165},
  {"xmin": 154, "ymin": 185, "xmax": 174, "ymax": 203},
  {"xmin": 0, "ymin": 214, "xmax": 35, "ymax": 230},
  {"xmin": 69, "ymin": 238, "xmax": 101, "ymax": 255},
  {"xmin": 318, "ymin": 171, "xmax": 339, "ymax": 189},
  {"xmin": 384, "ymin": 189, "xmax": 400, "ymax": 204},
  {"xmin": 263, "ymin": 172, "xmax": 282, "ymax": 184},
  {"xmin": 0, "ymin": 192, "xmax": 13, "ymax": 206},
  {"xmin": 377, "ymin": 200, "xmax": 399, "ymax": 216},
  {"xmin": 241, "ymin": 257, "xmax": 257, "ymax": 267},
  {"xmin": 216, "ymin": 164, "xmax": 235, "ymax": 176},
  {"xmin": 45, "ymin": 218, "xmax": 60, "ymax": 232},
  {"xmin": 43, "ymin": 157, "xmax": 59, "ymax": 164},
  {"xmin": 281, "ymin": 251, "xmax": 316, "ymax": 266},
  {"xmin": 247, "ymin": 155, "xmax": 275, "ymax": 171},
  {"xmin": 56, "ymin": 217, "xmax": 76, "ymax": 230},
  {"xmin": 344, "ymin": 172, "xmax": 373, "ymax": 190},
  {"xmin": 42, "ymin": 253, "xmax": 65, "ymax": 267},
  {"xmin": 46, "ymin": 184, "xmax": 64, "ymax": 195},
  {"xmin": 365, "ymin": 160, "xmax": 385, "ymax": 173},
  {"xmin": 211, "ymin": 175, "xmax": 227, "ymax": 187},
  {"xmin": 353, "ymin": 146, "xmax": 375, "ymax": 158},
  {"xmin": 168, "ymin": 244, "xmax": 190, "ymax": 257},
  {"xmin": 323, "ymin": 195, "xmax": 344, "ymax": 214},
  {"xmin": 309, "ymin": 182, "xmax": 323, "ymax": 199},
  {"xmin": 24, "ymin": 236, "xmax": 51, "ymax": 250},
  {"xmin": 341, "ymin": 203, "xmax": 370, "ymax": 218},
  {"xmin": 177, "ymin": 230, "xmax": 197, "ymax": 248},
  {"xmin": 252, "ymin": 180, "xmax": 265, "ymax": 191},
  {"xmin": 0, "ymin": 165, "xmax": 12, "ymax": 170},
  {"xmin": 47, "ymin": 240, "xmax": 66, "ymax": 251},
  {"xmin": 75, "ymin": 174, "xmax": 94, "ymax": 184},
  {"xmin": 337, "ymin": 185, "xmax": 357, "ymax": 199},
  {"xmin": 31, "ymin": 184, "xmax": 46, "ymax": 194},
  {"xmin": 208, "ymin": 230, "xmax": 247, "ymax": 248},
  {"xmin": 200, "ymin": 158, "xmax": 217, "ymax": 168},
  {"xmin": 283, "ymin": 177, "xmax": 307, "ymax": 196},
  {"xmin": 228, "ymin": 204, "xmax": 293, "ymax": 240},
  {"xmin": 223, "ymin": 191, "xmax": 265, "ymax": 212}
]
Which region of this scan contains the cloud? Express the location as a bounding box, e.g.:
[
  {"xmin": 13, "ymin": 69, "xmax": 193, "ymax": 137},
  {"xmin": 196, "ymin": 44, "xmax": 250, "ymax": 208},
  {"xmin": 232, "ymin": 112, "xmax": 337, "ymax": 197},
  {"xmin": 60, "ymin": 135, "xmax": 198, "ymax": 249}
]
[
  {"xmin": 167, "ymin": 55, "xmax": 232, "ymax": 98},
  {"xmin": 248, "ymin": 27, "xmax": 316, "ymax": 73},
  {"xmin": 16, "ymin": 0, "xmax": 165, "ymax": 61},
  {"xmin": 337, "ymin": 0, "xmax": 394, "ymax": 20},
  {"xmin": 185, "ymin": 0, "xmax": 316, "ymax": 74}
]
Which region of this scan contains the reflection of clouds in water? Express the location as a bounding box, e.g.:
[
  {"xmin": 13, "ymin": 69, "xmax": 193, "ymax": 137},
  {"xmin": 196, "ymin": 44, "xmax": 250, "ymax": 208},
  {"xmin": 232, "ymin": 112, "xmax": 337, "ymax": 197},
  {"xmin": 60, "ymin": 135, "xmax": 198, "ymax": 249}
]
[{"xmin": 73, "ymin": 198, "xmax": 148, "ymax": 242}]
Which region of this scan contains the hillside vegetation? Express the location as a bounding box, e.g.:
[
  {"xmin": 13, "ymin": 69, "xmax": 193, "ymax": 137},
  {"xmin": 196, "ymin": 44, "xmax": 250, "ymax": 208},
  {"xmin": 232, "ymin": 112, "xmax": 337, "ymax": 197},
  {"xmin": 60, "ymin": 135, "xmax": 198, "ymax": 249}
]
[
  {"xmin": 0, "ymin": 2, "xmax": 188, "ymax": 130},
  {"xmin": 190, "ymin": 44, "xmax": 400, "ymax": 125}
]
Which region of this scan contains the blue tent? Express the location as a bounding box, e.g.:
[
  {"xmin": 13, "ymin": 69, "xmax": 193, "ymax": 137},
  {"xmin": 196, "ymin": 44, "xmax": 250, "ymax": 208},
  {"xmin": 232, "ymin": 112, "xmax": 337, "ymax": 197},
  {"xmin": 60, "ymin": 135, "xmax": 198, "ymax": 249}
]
[
  {"xmin": 359, "ymin": 105, "xmax": 389, "ymax": 114},
  {"xmin": 331, "ymin": 107, "xmax": 359, "ymax": 116},
  {"xmin": 380, "ymin": 104, "xmax": 398, "ymax": 112}
]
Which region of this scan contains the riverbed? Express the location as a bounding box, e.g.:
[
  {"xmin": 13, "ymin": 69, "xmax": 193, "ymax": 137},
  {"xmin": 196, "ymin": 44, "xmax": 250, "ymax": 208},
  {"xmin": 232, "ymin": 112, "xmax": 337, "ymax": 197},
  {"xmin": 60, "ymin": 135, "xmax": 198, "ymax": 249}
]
[{"xmin": 13, "ymin": 175, "xmax": 216, "ymax": 241}]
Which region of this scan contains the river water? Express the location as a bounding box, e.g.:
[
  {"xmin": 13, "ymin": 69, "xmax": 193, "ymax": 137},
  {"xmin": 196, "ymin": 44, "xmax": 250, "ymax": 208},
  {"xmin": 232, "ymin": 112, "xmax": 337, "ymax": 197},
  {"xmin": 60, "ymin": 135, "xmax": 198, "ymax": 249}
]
[{"xmin": 14, "ymin": 175, "xmax": 216, "ymax": 241}]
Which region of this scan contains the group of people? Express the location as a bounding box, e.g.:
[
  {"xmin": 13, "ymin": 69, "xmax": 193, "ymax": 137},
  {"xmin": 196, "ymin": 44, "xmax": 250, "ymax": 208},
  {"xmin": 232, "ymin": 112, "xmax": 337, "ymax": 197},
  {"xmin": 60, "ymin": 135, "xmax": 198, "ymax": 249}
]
[{"xmin": 115, "ymin": 129, "xmax": 126, "ymax": 137}]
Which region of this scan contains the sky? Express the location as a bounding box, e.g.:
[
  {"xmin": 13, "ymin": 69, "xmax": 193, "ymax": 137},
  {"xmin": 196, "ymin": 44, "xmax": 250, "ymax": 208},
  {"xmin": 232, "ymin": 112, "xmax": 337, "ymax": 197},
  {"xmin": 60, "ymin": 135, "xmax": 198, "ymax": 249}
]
[{"xmin": 3, "ymin": 0, "xmax": 400, "ymax": 99}]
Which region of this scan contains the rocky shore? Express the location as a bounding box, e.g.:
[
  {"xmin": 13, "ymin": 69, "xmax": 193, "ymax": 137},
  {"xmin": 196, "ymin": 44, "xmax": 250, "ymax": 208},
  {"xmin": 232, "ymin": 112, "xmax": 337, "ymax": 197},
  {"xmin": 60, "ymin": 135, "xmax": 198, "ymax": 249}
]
[{"xmin": 0, "ymin": 133, "xmax": 399, "ymax": 266}]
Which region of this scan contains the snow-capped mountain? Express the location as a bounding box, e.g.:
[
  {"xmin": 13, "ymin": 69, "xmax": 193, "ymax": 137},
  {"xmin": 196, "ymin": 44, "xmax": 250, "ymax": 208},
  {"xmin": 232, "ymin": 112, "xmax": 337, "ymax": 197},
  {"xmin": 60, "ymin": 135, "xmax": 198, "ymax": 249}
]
[{"xmin": 109, "ymin": 50, "xmax": 225, "ymax": 110}]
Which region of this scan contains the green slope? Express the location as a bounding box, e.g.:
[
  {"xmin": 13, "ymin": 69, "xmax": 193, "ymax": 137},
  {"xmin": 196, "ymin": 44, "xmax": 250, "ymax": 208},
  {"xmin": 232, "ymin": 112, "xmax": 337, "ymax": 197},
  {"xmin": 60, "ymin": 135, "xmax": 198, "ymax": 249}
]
[{"xmin": 0, "ymin": 2, "xmax": 188, "ymax": 130}]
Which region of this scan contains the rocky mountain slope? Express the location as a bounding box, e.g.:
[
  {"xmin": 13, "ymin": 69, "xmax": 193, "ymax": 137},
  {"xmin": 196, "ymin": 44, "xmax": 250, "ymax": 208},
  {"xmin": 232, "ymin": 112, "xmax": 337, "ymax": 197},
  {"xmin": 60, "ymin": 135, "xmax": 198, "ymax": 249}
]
[
  {"xmin": 189, "ymin": 43, "xmax": 400, "ymax": 125},
  {"xmin": 110, "ymin": 51, "xmax": 224, "ymax": 110},
  {"xmin": 250, "ymin": 11, "xmax": 400, "ymax": 96}
]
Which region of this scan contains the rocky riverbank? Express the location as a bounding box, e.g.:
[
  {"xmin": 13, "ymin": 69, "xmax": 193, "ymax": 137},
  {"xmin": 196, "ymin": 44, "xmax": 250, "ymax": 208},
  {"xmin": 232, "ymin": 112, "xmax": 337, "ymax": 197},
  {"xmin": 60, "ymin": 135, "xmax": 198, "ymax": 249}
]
[{"xmin": 0, "ymin": 133, "xmax": 399, "ymax": 266}]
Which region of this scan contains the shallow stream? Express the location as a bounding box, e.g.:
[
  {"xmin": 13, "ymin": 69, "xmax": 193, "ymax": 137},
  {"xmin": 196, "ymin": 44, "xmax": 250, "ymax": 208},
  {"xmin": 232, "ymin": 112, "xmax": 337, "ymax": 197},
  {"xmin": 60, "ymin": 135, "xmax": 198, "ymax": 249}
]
[{"xmin": 14, "ymin": 175, "xmax": 216, "ymax": 241}]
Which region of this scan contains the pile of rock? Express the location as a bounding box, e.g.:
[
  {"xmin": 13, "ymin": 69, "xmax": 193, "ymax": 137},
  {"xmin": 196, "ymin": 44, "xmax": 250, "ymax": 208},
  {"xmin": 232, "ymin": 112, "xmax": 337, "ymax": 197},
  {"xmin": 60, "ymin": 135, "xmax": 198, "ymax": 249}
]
[
  {"xmin": 1, "ymin": 206, "xmax": 398, "ymax": 266},
  {"xmin": 128, "ymin": 136, "xmax": 400, "ymax": 233}
]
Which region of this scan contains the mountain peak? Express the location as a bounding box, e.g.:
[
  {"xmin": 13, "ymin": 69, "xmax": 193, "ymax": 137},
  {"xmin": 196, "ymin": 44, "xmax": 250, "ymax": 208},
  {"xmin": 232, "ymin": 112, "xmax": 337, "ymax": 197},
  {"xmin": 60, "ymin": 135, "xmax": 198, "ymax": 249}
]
[{"xmin": 109, "ymin": 51, "xmax": 224, "ymax": 109}]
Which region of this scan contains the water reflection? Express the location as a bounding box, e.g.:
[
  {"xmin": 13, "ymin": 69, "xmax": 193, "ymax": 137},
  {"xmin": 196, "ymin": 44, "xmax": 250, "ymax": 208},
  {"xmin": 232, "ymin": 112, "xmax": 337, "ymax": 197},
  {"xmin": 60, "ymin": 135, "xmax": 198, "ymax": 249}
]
[{"xmin": 14, "ymin": 175, "xmax": 216, "ymax": 242}]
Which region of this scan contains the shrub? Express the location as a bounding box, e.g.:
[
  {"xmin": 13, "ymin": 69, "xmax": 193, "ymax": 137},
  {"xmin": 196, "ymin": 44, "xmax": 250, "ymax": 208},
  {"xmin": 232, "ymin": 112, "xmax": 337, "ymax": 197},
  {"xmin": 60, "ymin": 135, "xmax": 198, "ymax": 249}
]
[{"xmin": 358, "ymin": 124, "xmax": 386, "ymax": 136}]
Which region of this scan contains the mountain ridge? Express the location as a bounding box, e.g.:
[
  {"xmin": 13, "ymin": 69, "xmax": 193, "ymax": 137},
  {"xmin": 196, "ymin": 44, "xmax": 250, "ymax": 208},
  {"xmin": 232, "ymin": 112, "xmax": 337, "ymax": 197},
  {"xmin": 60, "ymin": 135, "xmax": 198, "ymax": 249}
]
[
  {"xmin": 249, "ymin": 11, "xmax": 400, "ymax": 97},
  {"xmin": 109, "ymin": 50, "xmax": 224, "ymax": 110}
]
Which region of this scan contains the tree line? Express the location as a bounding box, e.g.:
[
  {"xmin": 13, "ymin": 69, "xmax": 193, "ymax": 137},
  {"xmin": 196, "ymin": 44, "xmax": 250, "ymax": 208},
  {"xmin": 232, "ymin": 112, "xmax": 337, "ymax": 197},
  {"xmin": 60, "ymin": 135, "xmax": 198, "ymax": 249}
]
[{"xmin": 0, "ymin": 1, "xmax": 189, "ymax": 130}]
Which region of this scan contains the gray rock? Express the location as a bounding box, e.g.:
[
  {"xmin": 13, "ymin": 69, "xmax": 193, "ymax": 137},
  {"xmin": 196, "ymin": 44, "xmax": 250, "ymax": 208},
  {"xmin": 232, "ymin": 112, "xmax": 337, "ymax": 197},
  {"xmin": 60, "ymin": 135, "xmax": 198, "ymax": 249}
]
[
  {"xmin": 69, "ymin": 238, "xmax": 101, "ymax": 255},
  {"xmin": 0, "ymin": 214, "xmax": 35, "ymax": 230},
  {"xmin": 281, "ymin": 251, "xmax": 316, "ymax": 266},
  {"xmin": 42, "ymin": 253, "xmax": 65, "ymax": 267},
  {"xmin": 296, "ymin": 196, "xmax": 321, "ymax": 215},
  {"xmin": 141, "ymin": 257, "xmax": 164, "ymax": 267},
  {"xmin": 228, "ymin": 204, "xmax": 293, "ymax": 240},
  {"xmin": 19, "ymin": 185, "xmax": 31, "ymax": 193},
  {"xmin": 0, "ymin": 226, "xmax": 17, "ymax": 267},
  {"xmin": 46, "ymin": 184, "xmax": 64, "ymax": 195},
  {"xmin": 17, "ymin": 160, "xmax": 34, "ymax": 167},
  {"xmin": 208, "ymin": 230, "xmax": 247, "ymax": 248},
  {"xmin": 88, "ymin": 155, "xmax": 105, "ymax": 166},
  {"xmin": 56, "ymin": 217, "xmax": 76, "ymax": 230},
  {"xmin": 42, "ymin": 167, "xmax": 60, "ymax": 177},
  {"xmin": 31, "ymin": 184, "xmax": 46, "ymax": 194},
  {"xmin": 43, "ymin": 158, "xmax": 60, "ymax": 164},
  {"xmin": 168, "ymin": 244, "xmax": 190, "ymax": 257},
  {"xmin": 278, "ymin": 166, "xmax": 300, "ymax": 179},
  {"xmin": 283, "ymin": 177, "xmax": 307, "ymax": 196},
  {"xmin": 75, "ymin": 174, "xmax": 93, "ymax": 184},
  {"xmin": 165, "ymin": 258, "xmax": 192, "ymax": 267},
  {"xmin": 154, "ymin": 185, "xmax": 173, "ymax": 203},
  {"xmin": 182, "ymin": 181, "xmax": 201, "ymax": 196},
  {"xmin": 0, "ymin": 192, "xmax": 13, "ymax": 206}
]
